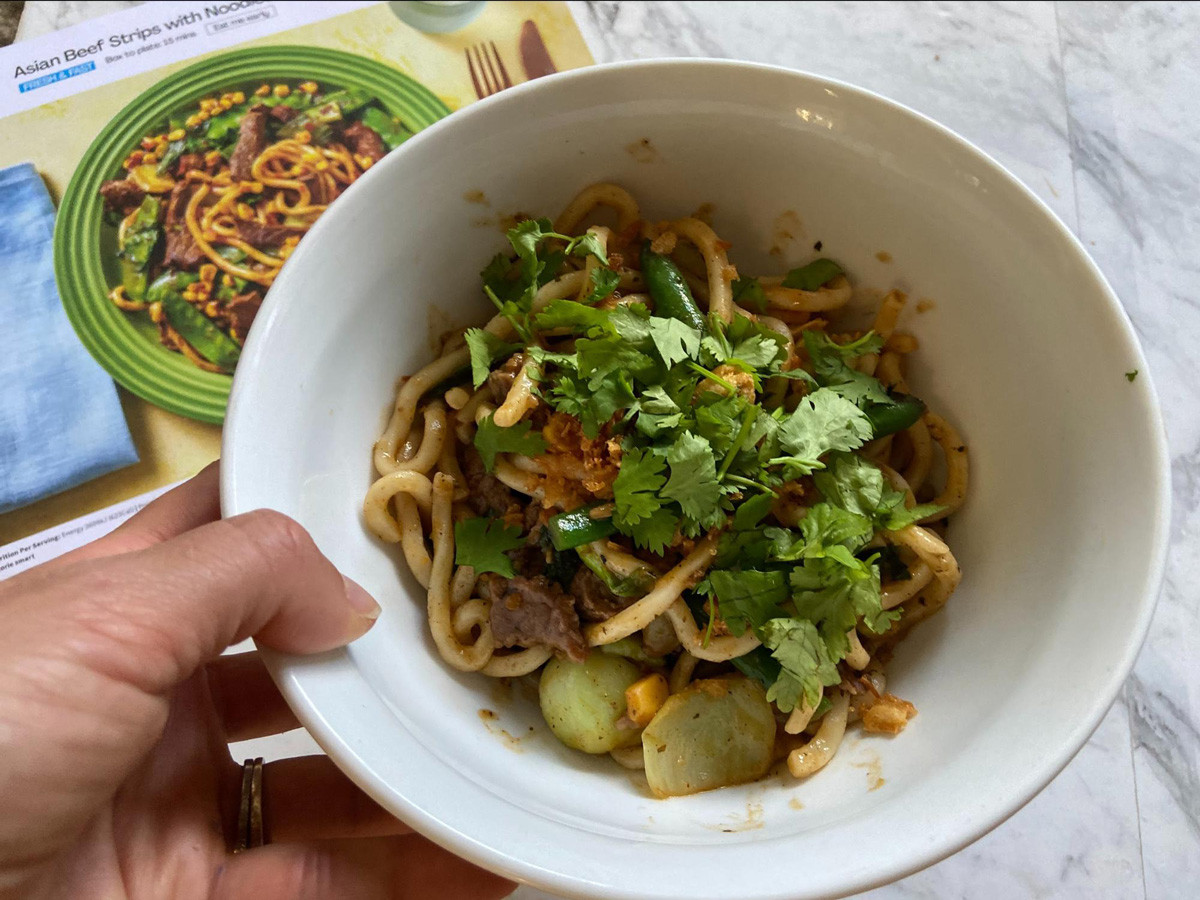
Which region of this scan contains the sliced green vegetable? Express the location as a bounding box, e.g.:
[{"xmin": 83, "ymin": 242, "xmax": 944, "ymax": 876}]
[
  {"xmin": 117, "ymin": 196, "xmax": 161, "ymax": 302},
  {"xmin": 547, "ymin": 505, "xmax": 617, "ymax": 550},
  {"xmin": 864, "ymin": 393, "xmax": 926, "ymax": 438},
  {"xmin": 641, "ymin": 244, "xmax": 707, "ymax": 333},
  {"xmin": 781, "ymin": 258, "xmax": 843, "ymax": 291},
  {"xmin": 162, "ymin": 294, "xmax": 242, "ymax": 370},
  {"xmin": 641, "ymin": 677, "xmax": 776, "ymax": 797},
  {"xmin": 359, "ymin": 107, "xmax": 412, "ymax": 151},
  {"xmin": 599, "ymin": 637, "xmax": 665, "ymax": 667},
  {"xmin": 145, "ymin": 270, "xmax": 198, "ymax": 304},
  {"xmin": 576, "ymin": 544, "xmax": 657, "ymax": 598},
  {"xmin": 317, "ymin": 87, "xmax": 374, "ymax": 114},
  {"xmin": 278, "ymin": 102, "xmax": 343, "ymax": 139},
  {"xmin": 539, "ymin": 654, "xmax": 643, "ymax": 754}
]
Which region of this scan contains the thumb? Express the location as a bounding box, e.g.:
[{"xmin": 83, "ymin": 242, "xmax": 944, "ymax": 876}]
[{"xmin": 42, "ymin": 508, "xmax": 380, "ymax": 697}]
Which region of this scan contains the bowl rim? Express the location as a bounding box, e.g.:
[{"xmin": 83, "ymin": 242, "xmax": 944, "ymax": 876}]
[{"xmin": 222, "ymin": 57, "xmax": 1171, "ymax": 899}]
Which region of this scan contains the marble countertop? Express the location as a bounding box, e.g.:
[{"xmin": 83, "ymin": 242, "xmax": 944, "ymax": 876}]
[{"xmin": 12, "ymin": 2, "xmax": 1199, "ymax": 898}]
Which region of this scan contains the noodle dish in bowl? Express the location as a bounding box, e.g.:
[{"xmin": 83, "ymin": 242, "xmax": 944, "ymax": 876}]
[{"xmin": 221, "ymin": 59, "xmax": 1169, "ymax": 900}]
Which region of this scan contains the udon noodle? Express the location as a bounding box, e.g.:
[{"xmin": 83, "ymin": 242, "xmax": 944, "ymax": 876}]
[{"xmin": 365, "ymin": 184, "xmax": 967, "ymax": 796}]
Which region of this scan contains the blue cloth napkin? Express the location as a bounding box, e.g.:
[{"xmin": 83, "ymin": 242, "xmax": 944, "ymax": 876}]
[{"xmin": 0, "ymin": 163, "xmax": 137, "ymax": 513}]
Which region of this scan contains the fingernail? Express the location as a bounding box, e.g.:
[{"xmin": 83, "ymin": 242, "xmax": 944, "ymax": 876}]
[{"xmin": 343, "ymin": 575, "xmax": 382, "ymax": 620}]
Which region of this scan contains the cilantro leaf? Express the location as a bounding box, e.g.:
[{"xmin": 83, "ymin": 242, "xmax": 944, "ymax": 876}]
[
  {"xmin": 790, "ymin": 555, "xmax": 892, "ymax": 635},
  {"xmin": 473, "ymin": 414, "xmax": 547, "ymax": 472},
  {"xmin": 631, "ymin": 506, "xmax": 680, "ymax": 554},
  {"xmin": 708, "ymin": 569, "xmax": 789, "ymax": 636},
  {"xmin": 463, "ymin": 328, "xmax": 520, "ymax": 389},
  {"xmin": 773, "ymin": 389, "xmax": 872, "ymax": 474},
  {"xmin": 759, "ymin": 618, "xmax": 840, "ymax": 712},
  {"xmin": 802, "ymin": 330, "xmax": 891, "ymax": 407},
  {"xmin": 454, "ymin": 517, "xmax": 524, "ymax": 576},
  {"xmin": 565, "ymin": 230, "xmax": 607, "ymax": 263},
  {"xmin": 799, "ymin": 503, "xmax": 874, "ymax": 556},
  {"xmin": 648, "ymin": 316, "xmax": 702, "ymax": 368},
  {"xmin": 533, "ymin": 299, "xmax": 608, "ymax": 334},
  {"xmin": 813, "ymin": 453, "xmax": 945, "ymax": 531},
  {"xmin": 662, "ymin": 432, "xmax": 721, "ymax": 523},
  {"xmin": 612, "ymin": 446, "xmax": 667, "ymax": 527},
  {"xmin": 781, "ymin": 258, "xmax": 844, "ymax": 291},
  {"xmin": 585, "ymin": 266, "xmax": 620, "ymax": 305},
  {"xmin": 731, "ymin": 276, "xmax": 767, "ymax": 313},
  {"xmin": 883, "ymin": 502, "xmax": 945, "ymax": 529},
  {"xmin": 731, "ymin": 334, "xmax": 786, "ymax": 370}
]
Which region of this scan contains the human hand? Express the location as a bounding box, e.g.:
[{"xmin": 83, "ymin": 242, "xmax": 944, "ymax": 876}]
[{"xmin": 0, "ymin": 463, "xmax": 514, "ymax": 900}]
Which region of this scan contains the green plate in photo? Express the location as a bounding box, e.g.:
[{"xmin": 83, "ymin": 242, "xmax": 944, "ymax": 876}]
[{"xmin": 55, "ymin": 45, "xmax": 451, "ymax": 424}]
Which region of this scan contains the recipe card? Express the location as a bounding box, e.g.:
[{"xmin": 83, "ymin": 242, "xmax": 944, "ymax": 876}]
[{"xmin": 0, "ymin": 1, "xmax": 593, "ymax": 563}]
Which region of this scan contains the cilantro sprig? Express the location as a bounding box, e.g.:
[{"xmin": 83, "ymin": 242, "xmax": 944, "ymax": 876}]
[{"xmin": 461, "ymin": 219, "xmax": 946, "ymax": 714}]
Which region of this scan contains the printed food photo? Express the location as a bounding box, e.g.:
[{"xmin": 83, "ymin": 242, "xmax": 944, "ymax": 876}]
[{"xmin": 54, "ymin": 45, "xmax": 450, "ymax": 423}]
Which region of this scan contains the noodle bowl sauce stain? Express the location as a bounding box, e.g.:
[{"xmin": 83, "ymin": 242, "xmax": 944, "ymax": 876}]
[
  {"xmin": 705, "ymin": 801, "xmax": 765, "ymax": 833},
  {"xmin": 625, "ymin": 138, "xmax": 659, "ymax": 163},
  {"xmin": 768, "ymin": 210, "xmax": 805, "ymax": 258},
  {"xmin": 477, "ymin": 708, "xmax": 527, "ymax": 753},
  {"xmin": 852, "ymin": 749, "xmax": 886, "ymax": 791}
]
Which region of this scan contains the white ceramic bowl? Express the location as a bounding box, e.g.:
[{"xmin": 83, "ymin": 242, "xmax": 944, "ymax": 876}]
[{"xmin": 222, "ymin": 60, "xmax": 1169, "ymax": 899}]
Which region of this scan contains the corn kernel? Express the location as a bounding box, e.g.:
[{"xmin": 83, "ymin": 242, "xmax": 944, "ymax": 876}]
[
  {"xmin": 624, "ymin": 674, "xmax": 669, "ymax": 728},
  {"xmin": 199, "ymin": 264, "xmax": 217, "ymax": 283},
  {"xmin": 272, "ymin": 84, "xmax": 290, "ymax": 98},
  {"xmin": 167, "ymin": 128, "xmax": 185, "ymax": 142},
  {"xmin": 203, "ymin": 301, "xmax": 218, "ymax": 317},
  {"xmin": 220, "ymin": 97, "xmax": 234, "ymax": 110},
  {"xmin": 197, "ymin": 111, "xmax": 209, "ymax": 123},
  {"xmin": 359, "ymin": 156, "xmax": 374, "ymax": 170},
  {"xmin": 298, "ymin": 81, "xmax": 318, "ymax": 94},
  {"xmin": 185, "ymin": 114, "xmax": 202, "ymax": 128},
  {"xmin": 254, "ymin": 84, "xmax": 270, "ymax": 97},
  {"xmin": 236, "ymin": 203, "xmax": 254, "ymax": 220},
  {"xmin": 231, "ymin": 90, "xmax": 245, "ymax": 104}
]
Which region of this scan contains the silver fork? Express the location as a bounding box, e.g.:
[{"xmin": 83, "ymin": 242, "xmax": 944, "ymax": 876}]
[{"xmin": 466, "ymin": 41, "xmax": 513, "ymax": 99}]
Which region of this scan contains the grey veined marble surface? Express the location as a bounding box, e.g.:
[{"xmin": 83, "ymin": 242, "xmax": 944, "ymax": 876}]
[{"xmin": 16, "ymin": 2, "xmax": 1200, "ymax": 897}]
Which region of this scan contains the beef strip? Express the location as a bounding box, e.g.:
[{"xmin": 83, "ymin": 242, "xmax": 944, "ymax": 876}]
[
  {"xmin": 235, "ymin": 221, "xmax": 304, "ymax": 247},
  {"xmin": 229, "ymin": 105, "xmax": 269, "ymax": 181},
  {"xmin": 164, "ymin": 181, "xmax": 195, "ymax": 227},
  {"xmin": 162, "ymin": 225, "xmax": 204, "ymax": 269},
  {"xmin": 341, "ymin": 121, "xmax": 386, "ymax": 163},
  {"xmin": 269, "ymin": 105, "xmax": 297, "ymax": 124},
  {"xmin": 99, "ymin": 179, "xmax": 145, "ymax": 216},
  {"xmin": 174, "ymin": 153, "xmax": 205, "ymax": 178},
  {"xmin": 487, "ymin": 352, "xmax": 526, "ymax": 405},
  {"xmin": 480, "ymin": 573, "xmax": 588, "ymax": 663},
  {"xmin": 461, "ymin": 446, "xmax": 519, "ymax": 518},
  {"xmin": 225, "ymin": 290, "xmax": 262, "ymax": 340},
  {"xmin": 570, "ymin": 566, "xmax": 631, "ymax": 623}
]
